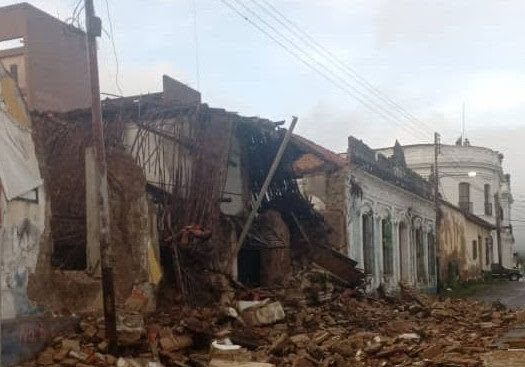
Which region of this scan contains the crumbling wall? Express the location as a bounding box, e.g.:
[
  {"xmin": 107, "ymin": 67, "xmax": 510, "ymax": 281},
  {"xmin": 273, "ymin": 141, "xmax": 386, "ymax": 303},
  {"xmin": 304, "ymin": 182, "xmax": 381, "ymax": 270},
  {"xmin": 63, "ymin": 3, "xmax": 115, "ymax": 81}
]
[
  {"xmin": 439, "ymin": 204, "xmax": 489, "ymax": 283},
  {"xmin": 0, "ymin": 64, "xmax": 48, "ymax": 320},
  {"xmin": 298, "ymin": 170, "xmax": 348, "ymax": 255},
  {"xmin": 258, "ymin": 210, "xmax": 291, "ymax": 286},
  {"xmin": 323, "ymin": 170, "xmax": 348, "ymax": 255},
  {"xmin": 27, "ymin": 114, "xmax": 159, "ymax": 314},
  {"xmin": 0, "ymin": 187, "xmax": 48, "ymax": 319}
]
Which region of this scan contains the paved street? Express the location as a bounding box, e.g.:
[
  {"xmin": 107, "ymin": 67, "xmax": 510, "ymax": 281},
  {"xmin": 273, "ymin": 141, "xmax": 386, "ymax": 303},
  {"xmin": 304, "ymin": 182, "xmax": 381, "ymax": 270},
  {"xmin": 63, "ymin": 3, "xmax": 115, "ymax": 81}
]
[
  {"xmin": 462, "ymin": 280, "xmax": 525, "ymax": 366},
  {"xmin": 464, "ymin": 280, "xmax": 525, "ymax": 309}
]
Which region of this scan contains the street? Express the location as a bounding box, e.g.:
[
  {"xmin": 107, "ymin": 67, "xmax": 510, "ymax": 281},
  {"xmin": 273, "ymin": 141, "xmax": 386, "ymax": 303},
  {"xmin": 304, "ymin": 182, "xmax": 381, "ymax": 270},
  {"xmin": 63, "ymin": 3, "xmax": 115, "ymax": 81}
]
[
  {"xmin": 464, "ymin": 280, "xmax": 525, "ymax": 309},
  {"xmin": 461, "ymin": 280, "xmax": 525, "ymax": 367}
]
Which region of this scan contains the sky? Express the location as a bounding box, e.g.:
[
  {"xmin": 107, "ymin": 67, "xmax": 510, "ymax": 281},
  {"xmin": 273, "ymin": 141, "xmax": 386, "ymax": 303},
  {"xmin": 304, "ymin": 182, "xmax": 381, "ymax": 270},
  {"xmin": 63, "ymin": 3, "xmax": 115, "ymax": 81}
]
[{"xmin": 3, "ymin": 0, "xmax": 525, "ymax": 250}]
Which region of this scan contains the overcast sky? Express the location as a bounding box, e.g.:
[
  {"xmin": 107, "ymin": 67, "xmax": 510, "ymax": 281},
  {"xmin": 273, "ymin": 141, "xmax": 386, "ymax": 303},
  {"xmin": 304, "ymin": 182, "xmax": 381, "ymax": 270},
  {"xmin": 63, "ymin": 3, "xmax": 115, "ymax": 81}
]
[{"xmin": 4, "ymin": 0, "xmax": 525, "ymax": 249}]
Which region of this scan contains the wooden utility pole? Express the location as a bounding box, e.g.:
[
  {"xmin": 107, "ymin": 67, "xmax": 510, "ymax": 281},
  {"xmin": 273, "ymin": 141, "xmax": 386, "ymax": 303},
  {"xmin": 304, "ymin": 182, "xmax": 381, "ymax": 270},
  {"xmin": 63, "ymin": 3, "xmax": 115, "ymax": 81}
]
[
  {"xmin": 495, "ymin": 193, "xmax": 502, "ymax": 266},
  {"xmin": 85, "ymin": 0, "xmax": 118, "ymax": 353},
  {"xmin": 433, "ymin": 132, "xmax": 442, "ymax": 292}
]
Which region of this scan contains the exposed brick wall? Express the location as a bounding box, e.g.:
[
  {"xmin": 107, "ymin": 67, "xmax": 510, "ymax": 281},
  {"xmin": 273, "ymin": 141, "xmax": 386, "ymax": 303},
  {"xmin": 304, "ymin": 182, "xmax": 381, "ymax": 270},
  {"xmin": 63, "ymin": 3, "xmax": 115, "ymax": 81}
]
[{"xmin": 323, "ymin": 170, "xmax": 348, "ymax": 255}]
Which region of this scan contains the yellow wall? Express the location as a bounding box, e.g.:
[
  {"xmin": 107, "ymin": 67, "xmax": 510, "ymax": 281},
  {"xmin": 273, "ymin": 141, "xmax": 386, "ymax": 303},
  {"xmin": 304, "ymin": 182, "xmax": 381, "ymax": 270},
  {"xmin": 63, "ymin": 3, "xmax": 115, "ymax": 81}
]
[{"xmin": 439, "ymin": 204, "xmax": 492, "ymax": 283}]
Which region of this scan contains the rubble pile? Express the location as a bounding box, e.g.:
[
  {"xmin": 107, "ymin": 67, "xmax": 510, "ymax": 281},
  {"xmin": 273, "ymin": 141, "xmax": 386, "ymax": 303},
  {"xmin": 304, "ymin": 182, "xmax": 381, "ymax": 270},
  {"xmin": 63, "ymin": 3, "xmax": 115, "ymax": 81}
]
[{"xmin": 26, "ymin": 270, "xmax": 521, "ymax": 367}]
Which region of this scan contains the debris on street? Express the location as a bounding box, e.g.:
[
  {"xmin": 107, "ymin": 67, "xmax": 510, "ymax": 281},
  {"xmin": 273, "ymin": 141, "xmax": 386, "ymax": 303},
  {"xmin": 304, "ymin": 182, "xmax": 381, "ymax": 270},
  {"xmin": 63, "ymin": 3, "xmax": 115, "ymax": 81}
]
[{"xmin": 24, "ymin": 268, "xmax": 521, "ymax": 367}]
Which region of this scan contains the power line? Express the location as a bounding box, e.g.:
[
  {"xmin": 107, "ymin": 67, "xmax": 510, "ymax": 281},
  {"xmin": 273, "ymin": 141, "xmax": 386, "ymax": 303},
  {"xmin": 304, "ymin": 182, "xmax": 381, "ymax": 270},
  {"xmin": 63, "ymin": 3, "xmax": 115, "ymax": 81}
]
[
  {"xmin": 252, "ymin": 0, "xmax": 436, "ymax": 136},
  {"xmin": 219, "ymin": 0, "xmax": 517, "ymax": 207},
  {"xmin": 66, "ymin": 0, "xmax": 84, "ymax": 28},
  {"xmin": 192, "ymin": 0, "xmax": 201, "ymax": 90},
  {"xmin": 104, "ymin": 0, "xmax": 123, "ymax": 96},
  {"xmin": 231, "ymin": 0, "xmax": 430, "ymax": 139},
  {"xmin": 219, "ymin": 0, "xmax": 430, "ymax": 140}
]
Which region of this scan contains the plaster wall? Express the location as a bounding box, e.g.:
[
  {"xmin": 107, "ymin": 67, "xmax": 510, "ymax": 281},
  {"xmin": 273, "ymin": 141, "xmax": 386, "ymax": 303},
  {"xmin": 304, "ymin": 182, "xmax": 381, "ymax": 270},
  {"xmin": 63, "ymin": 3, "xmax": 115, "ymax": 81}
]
[
  {"xmin": 439, "ymin": 204, "xmax": 493, "ymax": 283},
  {"xmin": 0, "ymin": 187, "xmax": 46, "ymax": 319},
  {"xmin": 377, "ymin": 143, "xmax": 514, "ymax": 268},
  {"xmin": 345, "ymin": 167, "xmax": 436, "ymax": 292}
]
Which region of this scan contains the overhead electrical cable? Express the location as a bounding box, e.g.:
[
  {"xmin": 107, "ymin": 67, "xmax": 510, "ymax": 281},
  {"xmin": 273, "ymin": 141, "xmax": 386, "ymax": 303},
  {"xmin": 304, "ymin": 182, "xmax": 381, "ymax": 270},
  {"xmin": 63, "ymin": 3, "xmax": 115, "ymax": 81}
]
[
  {"xmin": 251, "ymin": 0, "xmax": 436, "ymax": 136},
  {"xmin": 220, "ymin": 0, "xmax": 430, "ymax": 140}
]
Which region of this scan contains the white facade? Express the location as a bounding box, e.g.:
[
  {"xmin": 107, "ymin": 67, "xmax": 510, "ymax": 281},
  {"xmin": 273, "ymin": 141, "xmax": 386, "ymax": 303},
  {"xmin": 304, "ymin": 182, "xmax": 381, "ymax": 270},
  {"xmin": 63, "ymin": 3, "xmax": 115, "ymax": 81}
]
[
  {"xmin": 376, "ymin": 143, "xmax": 515, "ymax": 268},
  {"xmin": 346, "ymin": 167, "xmax": 436, "ymax": 292}
]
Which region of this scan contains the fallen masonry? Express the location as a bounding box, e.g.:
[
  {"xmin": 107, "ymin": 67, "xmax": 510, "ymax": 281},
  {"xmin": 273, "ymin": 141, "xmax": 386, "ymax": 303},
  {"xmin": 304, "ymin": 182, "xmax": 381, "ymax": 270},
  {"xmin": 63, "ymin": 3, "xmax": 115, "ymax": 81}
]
[{"xmin": 23, "ymin": 269, "xmax": 522, "ymax": 367}]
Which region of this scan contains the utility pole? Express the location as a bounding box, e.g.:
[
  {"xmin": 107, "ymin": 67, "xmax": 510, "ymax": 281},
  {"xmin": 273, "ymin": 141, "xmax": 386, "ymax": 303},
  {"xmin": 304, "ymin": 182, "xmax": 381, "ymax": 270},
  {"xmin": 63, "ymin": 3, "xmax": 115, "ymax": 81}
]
[
  {"xmin": 433, "ymin": 132, "xmax": 442, "ymax": 292},
  {"xmin": 461, "ymin": 102, "xmax": 465, "ymax": 142},
  {"xmin": 85, "ymin": 0, "xmax": 118, "ymax": 353},
  {"xmin": 495, "ymin": 193, "xmax": 502, "ymax": 266}
]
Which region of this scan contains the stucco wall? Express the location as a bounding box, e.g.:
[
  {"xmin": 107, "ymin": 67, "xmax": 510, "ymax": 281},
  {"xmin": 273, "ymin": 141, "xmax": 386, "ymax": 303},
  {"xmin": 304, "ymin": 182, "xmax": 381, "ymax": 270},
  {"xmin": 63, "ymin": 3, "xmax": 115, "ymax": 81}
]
[
  {"xmin": 377, "ymin": 143, "xmax": 514, "ymax": 269},
  {"xmin": 346, "ymin": 167, "xmax": 436, "ymax": 292},
  {"xmin": 0, "ymin": 61, "xmax": 46, "ymax": 320},
  {"xmin": 439, "ymin": 204, "xmax": 493, "ymax": 283},
  {"xmin": 0, "ymin": 186, "xmax": 47, "ymax": 319}
]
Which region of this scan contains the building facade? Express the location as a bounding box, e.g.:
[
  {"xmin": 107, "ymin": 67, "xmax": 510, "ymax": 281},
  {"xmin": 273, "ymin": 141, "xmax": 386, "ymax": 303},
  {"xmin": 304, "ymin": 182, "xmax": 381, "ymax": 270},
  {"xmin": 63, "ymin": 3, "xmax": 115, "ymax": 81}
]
[
  {"xmin": 0, "ymin": 2, "xmax": 90, "ymax": 112},
  {"xmin": 376, "ymin": 140, "xmax": 515, "ymax": 268},
  {"xmin": 0, "ymin": 64, "xmax": 46, "ymax": 320},
  {"xmin": 301, "ymin": 138, "xmax": 437, "ymax": 292},
  {"xmin": 439, "ymin": 201, "xmax": 495, "ymax": 284}
]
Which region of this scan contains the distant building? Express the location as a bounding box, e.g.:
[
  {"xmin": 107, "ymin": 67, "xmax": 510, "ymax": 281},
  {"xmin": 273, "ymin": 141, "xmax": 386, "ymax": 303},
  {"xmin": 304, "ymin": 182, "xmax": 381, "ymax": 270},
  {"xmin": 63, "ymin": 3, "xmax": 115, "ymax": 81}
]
[
  {"xmin": 376, "ymin": 139, "xmax": 515, "ymax": 268},
  {"xmin": 0, "ymin": 2, "xmax": 90, "ymax": 112}
]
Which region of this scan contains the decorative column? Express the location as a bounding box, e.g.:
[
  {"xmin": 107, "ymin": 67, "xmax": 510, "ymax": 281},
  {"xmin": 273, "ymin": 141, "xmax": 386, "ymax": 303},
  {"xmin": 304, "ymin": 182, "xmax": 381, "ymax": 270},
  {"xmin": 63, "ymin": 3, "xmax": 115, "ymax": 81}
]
[{"xmin": 392, "ymin": 218, "xmax": 400, "ymax": 284}]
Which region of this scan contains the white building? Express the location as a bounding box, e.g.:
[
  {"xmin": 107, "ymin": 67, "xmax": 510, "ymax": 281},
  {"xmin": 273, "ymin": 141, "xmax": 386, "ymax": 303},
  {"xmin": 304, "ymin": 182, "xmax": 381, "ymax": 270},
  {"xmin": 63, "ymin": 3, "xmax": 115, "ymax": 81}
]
[
  {"xmin": 376, "ymin": 139, "xmax": 515, "ymax": 268},
  {"xmin": 300, "ymin": 138, "xmax": 437, "ymax": 292}
]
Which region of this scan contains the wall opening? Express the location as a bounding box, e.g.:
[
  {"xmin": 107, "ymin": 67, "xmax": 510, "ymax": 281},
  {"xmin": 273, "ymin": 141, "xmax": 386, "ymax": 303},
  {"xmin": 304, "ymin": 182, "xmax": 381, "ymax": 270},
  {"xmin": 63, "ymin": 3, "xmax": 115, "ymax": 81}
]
[
  {"xmin": 478, "ymin": 235, "xmax": 483, "ymax": 266},
  {"xmin": 472, "ymin": 240, "xmax": 478, "ymax": 260},
  {"xmin": 415, "ymin": 227, "xmax": 426, "ymax": 283},
  {"xmin": 427, "ymin": 232, "xmax": 436, "ymax": 277},
  {"xmin": 485, "ymin": 237, "xmax": 491, "ymax": 265},
  {"xmin": 484, "ymin": 184, "xmax": 492, "ymax": 216},
  {"xmin": 399, "ymin": 221, "xmax": 410, "ymax": 282},
  {"xmin": 0, "ymin": 37, "xmax": 24, "ymax": 51},
  {"xmin": 382, "ymin": 217, "xmax": 393, "ymax": 276},
  {"xmin": 237, "ymin": 246, "xmax": 261, "ymax": 287},
  {"xmin": 362, "ymin": 211, "xmax": 374, "ymax": 275},
  {"xmin": 459, "ymin": 182, "xmax": 472, "ymax": 213}
]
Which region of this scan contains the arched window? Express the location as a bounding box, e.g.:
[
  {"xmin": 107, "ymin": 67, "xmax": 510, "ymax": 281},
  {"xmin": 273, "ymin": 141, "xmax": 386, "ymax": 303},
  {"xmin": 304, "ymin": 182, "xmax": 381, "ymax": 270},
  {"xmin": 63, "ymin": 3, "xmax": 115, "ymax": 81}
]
[
  {"xmin": 415, "ymin": 227, "xmax": 426, "ymax": 283},
  {"xmin": 362, "ymin": 212, "xmax": 374, "ymax": 275},
  {"xmin": 427, "ymin": 232, "xmax": 436, "ymax": 277}
]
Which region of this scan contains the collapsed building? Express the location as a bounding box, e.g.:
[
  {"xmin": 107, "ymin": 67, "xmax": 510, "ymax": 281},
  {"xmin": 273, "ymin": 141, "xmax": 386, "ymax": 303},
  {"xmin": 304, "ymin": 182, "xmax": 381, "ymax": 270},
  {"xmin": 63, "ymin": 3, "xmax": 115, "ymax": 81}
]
[
  {"xmin": 1, "ymin": 71, "xmax": 520, "ymax": 366},
  {"xmin": 18, "ymin": 75, "xmax": 363, "ymax": 318}
]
